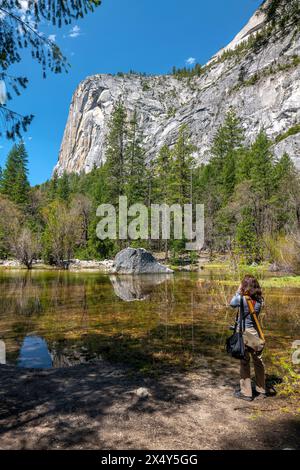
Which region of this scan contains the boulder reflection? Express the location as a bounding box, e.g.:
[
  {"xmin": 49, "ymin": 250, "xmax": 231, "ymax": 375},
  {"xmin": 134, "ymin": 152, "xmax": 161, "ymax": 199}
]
[{"xmin": 110, "ymin": 274, "xmax": 172, "ymax": 301}]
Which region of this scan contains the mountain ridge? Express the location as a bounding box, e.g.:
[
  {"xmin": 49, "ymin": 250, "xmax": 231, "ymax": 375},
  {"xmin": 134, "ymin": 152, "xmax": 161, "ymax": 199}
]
[{"xmin": 54, "ymin": 4, "xmax": 300, "ymax": 175}]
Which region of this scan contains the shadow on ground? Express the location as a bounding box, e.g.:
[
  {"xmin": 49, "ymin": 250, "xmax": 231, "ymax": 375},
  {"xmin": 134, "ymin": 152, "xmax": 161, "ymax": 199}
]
[{"xmin": 0, "ymin": 356, "xmax": 299, "ymax": 450}]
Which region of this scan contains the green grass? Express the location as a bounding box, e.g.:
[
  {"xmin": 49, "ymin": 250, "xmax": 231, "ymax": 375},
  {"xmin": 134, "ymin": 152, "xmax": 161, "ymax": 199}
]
[
  {"xmin": 269, "ymin": 352, "xmax": 300, "ymax": 400},
  {"xmin": 262, "ymin": 276, "xmax": 300, "ymax": 288},
  {"xmin": 216, "ymin": 276, "xmax": 300, "ymax": 288}
]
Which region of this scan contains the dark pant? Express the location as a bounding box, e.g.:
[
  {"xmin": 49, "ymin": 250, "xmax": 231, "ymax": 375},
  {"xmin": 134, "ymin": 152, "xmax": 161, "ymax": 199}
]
[{"xmin": 240, "ymin": 347, "xmax": 266, "ymax": 397}]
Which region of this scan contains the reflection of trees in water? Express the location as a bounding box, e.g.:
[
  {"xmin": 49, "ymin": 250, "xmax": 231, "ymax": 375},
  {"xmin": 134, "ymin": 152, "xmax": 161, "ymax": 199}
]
[
  {"xmin": 0, "ymin": 272, "xmax": 299, "ymax": 369},
  {"xmin": 0, "ymin": 272, "xmax": 42, "ymax": 316},
  {"xmin": 0, "ymin": 273, "xmax": 100, "ymax": 360}
]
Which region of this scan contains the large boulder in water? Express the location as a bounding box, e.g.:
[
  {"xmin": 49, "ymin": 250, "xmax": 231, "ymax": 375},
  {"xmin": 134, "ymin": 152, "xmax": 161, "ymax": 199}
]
[{"xmin": 112, "ymin": 248, "xmax": 173, "ymax": 274}]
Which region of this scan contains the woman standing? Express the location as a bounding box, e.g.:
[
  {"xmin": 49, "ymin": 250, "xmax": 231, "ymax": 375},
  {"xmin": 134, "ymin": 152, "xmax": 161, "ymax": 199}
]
[{"xmin": 230, "ymin": 275, "xmax": 266, "ymax": 401}]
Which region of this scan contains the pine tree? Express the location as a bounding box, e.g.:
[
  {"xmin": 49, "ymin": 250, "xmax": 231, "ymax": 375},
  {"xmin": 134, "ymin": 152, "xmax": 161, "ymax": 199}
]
[
  {"xmin": 211, "ymin": 109, "xmax": 244, "ymax": 201},
  {"xmin": 273, "ymin": 152, "xmax": 295, "ymax": 189},
  {"xmin": 154, "ymin": 145, "xmax": 173, "ymax": 204},
  {"xmin": 57, "ymin": 171, "xmax": 70, "ymax": 202},
  {"xmin": 48, "ymin": 170, "xmax": 59, "ymax": 201},
  {"xmin": 272, "ymin": 153, "xmax": 299, "ymax": 231},
  {"xmin": 248, "ymin": 131, "xmax": 274, "ymax": 199},
  {"xmin": 0, "ymin": 142, "xmax": 30, "ymax": 205},
  {"xmin": 172, "ymin": 125, "xmax": 196, "ymax": 205},
  {"xmin": 153, "ymin": 145, "xmax": 175, "ymax": 256},
  {"xmin": 235, "ymin": 207, "xmax": 261, "ymax": 264},
  {"xmin": 105, "ymin": 101, "xmax": 127, "ymax": 204},
  {"xmin": 125, "ymin": 110, "xmax": 148, "ymax": 205},
  {"xmin": 212, "ymin": 109, "xmax": 244, "ymax": 160},
  {"xmin": 234, "ymin": 132, "xmax": 275, "ymax": 239}
]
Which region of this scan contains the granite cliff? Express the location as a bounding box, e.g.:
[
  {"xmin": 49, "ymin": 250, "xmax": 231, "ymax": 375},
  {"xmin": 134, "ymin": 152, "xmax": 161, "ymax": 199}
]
[{"xmin": 55, "ymin": 3, "xmax": 300, "ymax": 175}]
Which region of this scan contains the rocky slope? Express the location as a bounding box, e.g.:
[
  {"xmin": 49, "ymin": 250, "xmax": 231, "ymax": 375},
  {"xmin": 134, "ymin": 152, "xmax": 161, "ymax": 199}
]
[{"xmin": 55, "ymin": 5, "xmax": 300, "ymax": 175}]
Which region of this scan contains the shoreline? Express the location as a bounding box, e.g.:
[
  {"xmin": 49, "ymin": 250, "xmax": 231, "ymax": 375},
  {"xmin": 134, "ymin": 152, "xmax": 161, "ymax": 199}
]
[{"xmin": 1, "ymin": 261, "xmax": 299, "ymax": 288}]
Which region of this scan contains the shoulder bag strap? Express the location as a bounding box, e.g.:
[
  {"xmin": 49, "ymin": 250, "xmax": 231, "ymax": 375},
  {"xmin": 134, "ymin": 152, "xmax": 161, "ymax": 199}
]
[
  {"xmin": 240, "ymin": 295, "xmax": 246, "ymax": 333},
  {"xmin": 245, "ymin": 295, "xmax": 265, "ymax": 342}
]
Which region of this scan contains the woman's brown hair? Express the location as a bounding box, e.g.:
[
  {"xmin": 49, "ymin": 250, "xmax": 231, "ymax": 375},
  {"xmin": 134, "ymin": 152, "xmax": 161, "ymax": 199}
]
[{"xmin": 240, "ymin": 275, "xmax": 262, "ymax": 301}]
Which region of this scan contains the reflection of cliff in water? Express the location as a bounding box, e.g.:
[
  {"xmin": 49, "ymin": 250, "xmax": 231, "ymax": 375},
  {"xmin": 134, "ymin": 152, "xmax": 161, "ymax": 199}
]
[
  {"xmin": 110, "ymin": 274, "xmax": 172, "ymax": 301},
  {"xmin": 17, "ymin": 336, "xmax": 101, "ymax": 369},
  {"xmin": 50, "ymin": 341, "xmax": 100, "ymax": 368}
]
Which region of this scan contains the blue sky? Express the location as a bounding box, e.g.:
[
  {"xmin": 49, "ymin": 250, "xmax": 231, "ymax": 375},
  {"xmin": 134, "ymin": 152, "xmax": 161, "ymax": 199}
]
[{"xmin": 0, "ymin": 0, "xmax": 262, "ymax": 185}]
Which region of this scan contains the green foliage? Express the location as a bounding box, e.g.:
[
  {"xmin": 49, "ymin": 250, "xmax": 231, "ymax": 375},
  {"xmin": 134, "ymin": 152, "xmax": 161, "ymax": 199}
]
[
  {"xmin": 0, "ymin": 194, "xmax": 22, "ymax": 258},
  {"xmin": 208, "ymin": 109, "xmax": 244, "ymax": 203},
  {"xmin": 270, "ymin": 352, "xmax": 300, "ymax": 399},
  {"xmin": 195, "ymin": 109, "xmax": 300, "ymax": 262},
  {"xmin": 211, "ymin": 0, "xmax": 300, "ymax": 70},
  {"xmin": 263, "ymin": 0, "xmax": 300, "ymax": 28},
  {"xmin": 0, "ymin": 0, "xmax": 101, "ymax": 139},
  {"xmin": 42, "ymin": 200, "xmax": 78, "ymax": 265},
  {"xmin": 0, "ymin": 142, "xmax": 30, "ymax": 205},
  {"xmin": 171, "ymin": 125, "xmax": 196, "ymax": 205},
  {"xmin": 154, "ymin": 145, "xmax": 174, "ymax": 204},
  {"xmin": 275, "ymin": 123, "xmax": 300, "ymax": 144},
  {"xmin": 189, "ymin": 250, "xmax": 198, "ymax": 265},
  {"xmin": 214, "ymin": 26, "xmax": 273, "ymax": 66},
  {"xmin": 125, "ymin": 110, "xmax": 148, "ymax": 205},
  {"xmin": 105, "ymin": 101, "xmax": 127, "ymax": 204},
  {"xmin": 167, "ymin": 107, "xmax": 177, "ymax": 118},
  {"xmin": 141, "ymin": 81, "xmax": 151, "ymax": 92},
  {"xmin": 235, "ymin": 208, "xmax": 261, "ymax": 264},
  {"xmin": 172, "ymin": 63, "xmax": 203, "ymax": 79},
  {"xmin": 0, "ymin": 105, "xmax": 299, "ymax": 268},
  {"xmin": 57, "ymin": 171, "xmax": 70, "ymax": 202},
  {"xmin": 232, "ymin": 55, "xmax": 300, "ymax": 93},
  {"xmin": 47, "ymin": 170, "xmax": 59, "ymax": 201}
]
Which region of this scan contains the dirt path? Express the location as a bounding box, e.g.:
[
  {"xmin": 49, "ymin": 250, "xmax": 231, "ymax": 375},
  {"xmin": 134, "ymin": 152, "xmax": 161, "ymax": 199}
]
[{"xmin": 0, "ymin": 362, "xmax": 299, "ymax": 450}]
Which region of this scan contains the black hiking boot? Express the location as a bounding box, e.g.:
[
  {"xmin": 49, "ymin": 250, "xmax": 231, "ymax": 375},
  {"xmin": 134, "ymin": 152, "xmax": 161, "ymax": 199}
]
[{"xmin": 234, "ymin": 390, "xmax": 253, "ymax": 402}]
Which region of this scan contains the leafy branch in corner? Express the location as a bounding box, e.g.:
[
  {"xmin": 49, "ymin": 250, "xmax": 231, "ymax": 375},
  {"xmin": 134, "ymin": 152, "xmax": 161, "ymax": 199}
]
[{"xmin": 0, "ymin": 0, "xmax": 101, "ymax": 139}]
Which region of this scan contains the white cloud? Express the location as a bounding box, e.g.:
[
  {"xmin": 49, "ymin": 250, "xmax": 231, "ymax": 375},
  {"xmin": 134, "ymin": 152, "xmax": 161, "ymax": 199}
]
[
  {"xmin": 28, "ymin": 136, "xmax": 33, "ymax": 141},
  {"xmin": 68, "ymin": 25, "xmax": 81, "ymax": 38},
  {"xmin": 19, "ymin": 0, "xmax": 29, "ymax": 12},
  {"xmin": 48, "ymin": 34, "xmax": 56, "ymax": 43},
  {"xmin": 186, "ymin": 57, "xmax": 196, "ymax": 66},
  {"xmin": 0, "ymin": 80, "xmax": 7, "ymax": 105}
]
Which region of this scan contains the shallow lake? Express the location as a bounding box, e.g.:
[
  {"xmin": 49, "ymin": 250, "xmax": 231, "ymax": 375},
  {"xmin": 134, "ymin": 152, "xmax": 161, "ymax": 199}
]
[{"xmin": 0, "ymin": 270, "xmax": 299, "ymax": 373}]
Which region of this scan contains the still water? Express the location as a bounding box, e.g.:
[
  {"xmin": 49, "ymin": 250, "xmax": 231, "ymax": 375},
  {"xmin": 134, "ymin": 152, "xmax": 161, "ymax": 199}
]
[{"xmin": 0, "ymin": 270, "xmax": 299, "ymax": 371}]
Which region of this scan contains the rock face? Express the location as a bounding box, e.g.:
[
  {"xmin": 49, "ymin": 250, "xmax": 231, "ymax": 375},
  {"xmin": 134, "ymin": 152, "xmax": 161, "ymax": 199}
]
[
  {"xmin": 207, "ymin": 3, "xmax": 266, "ymax": 64},
  {"xmin": 112, "ymin": 248, "xmax": 173, "ymax": 275},
  {"xmin": 55, "ymin": 5, "xmax": 300, "ymax": 174}
]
